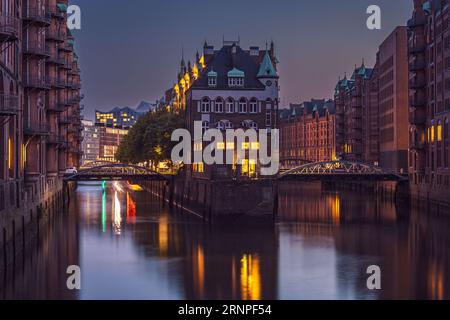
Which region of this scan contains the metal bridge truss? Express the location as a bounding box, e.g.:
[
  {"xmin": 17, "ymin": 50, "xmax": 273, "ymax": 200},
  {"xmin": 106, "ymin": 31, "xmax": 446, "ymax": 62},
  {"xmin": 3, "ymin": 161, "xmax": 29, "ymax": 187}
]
[
  {"xmin": 64, "ymin": 163, "xmax": 169, "ymax": 181},
  {"xmin": 278, "ymin": 160, "xmax": 408, "ymax": 182}
]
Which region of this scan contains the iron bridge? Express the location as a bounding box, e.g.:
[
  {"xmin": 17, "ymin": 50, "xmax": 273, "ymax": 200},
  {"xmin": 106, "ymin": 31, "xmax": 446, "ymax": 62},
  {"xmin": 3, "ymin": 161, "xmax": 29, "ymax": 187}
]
[
  {"xmin": 64, "ymin": 163, "xmax": 169, "ymax": 182},
  {"xmin": 278, "ymin": 160, "xmax": 409, "ymax": 182}
]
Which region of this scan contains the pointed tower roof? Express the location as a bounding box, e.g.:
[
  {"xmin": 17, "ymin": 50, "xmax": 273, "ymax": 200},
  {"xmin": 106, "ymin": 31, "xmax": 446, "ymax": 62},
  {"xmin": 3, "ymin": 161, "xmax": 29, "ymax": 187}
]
[{"xmin": 257, "ymin": 50, "xmax": 278, "ymax": 78}]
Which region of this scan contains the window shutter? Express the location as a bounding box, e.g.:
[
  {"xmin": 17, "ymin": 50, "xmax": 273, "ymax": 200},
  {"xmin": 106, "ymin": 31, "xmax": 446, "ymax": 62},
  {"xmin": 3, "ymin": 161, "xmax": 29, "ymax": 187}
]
[
  {"xmin": 258, "ymin": 102, "xmax": 262, "ymax": 113},
  {"xmin": 235, "ymin": 102, "xmax": 238, "ymax": 113},
  {"xmin": 197, "ymin": 101, "xmax": 201, "ymax": 112},
  {"xmin": 211, "ymin": 101, "xmax": 215, "ymax": 113}
]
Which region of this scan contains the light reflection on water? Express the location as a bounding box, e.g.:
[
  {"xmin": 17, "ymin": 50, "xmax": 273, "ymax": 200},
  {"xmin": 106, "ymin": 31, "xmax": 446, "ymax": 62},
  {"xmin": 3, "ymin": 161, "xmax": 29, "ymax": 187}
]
[{"xmin": 1, "ymin": 181, "xmax": 450, "ymax": 300}]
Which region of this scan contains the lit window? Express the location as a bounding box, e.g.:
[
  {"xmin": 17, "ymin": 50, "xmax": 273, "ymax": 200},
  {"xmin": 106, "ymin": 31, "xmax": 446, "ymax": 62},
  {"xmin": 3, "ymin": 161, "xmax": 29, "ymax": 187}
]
[
  {"xmin": 239, "ymin": 99, "xmax": 247, "ymax": 113},
  {"xmin": 250, "ymin": 99, "xmax": 258, "ymax": 113},
  {"xmin": 201, "ymin": 98, "xmax": 210, "ymax": 113},
  {"xmin": 215, "ymin": 98, "xmax": 224, "ymax": 113},
  {"xmin": 226, "ymin": 99, "xmax": 234, "ymax": 113},
  {"xmin": 208, "ymin": 76, "xmax": 217, "ymax": 87}
]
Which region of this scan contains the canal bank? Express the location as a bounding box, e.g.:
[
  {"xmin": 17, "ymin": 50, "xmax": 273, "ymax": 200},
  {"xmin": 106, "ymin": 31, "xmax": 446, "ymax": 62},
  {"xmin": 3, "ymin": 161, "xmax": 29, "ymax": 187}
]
[
  {"xmin": 142, "ymin": 175, "xmax": 276, "ymax": 223},
  {"xmin": 0, "ymin": 181, "xmax": 75, "ymax": 278}
]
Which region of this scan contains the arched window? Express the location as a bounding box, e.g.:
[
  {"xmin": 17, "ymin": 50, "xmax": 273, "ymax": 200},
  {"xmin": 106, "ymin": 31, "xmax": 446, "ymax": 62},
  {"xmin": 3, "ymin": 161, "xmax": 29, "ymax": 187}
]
[
  {"xmin": 201, "ymin": 98, "xmax": 210, "ymax": 113},
  {"xmin": 239, "ymin": 98, "xmax": 247, "ymax": 113},
  {"xmin": 226, "ymin": 98, "xmax": 234, "ymax": 113},
  {"xmin": 215, "ymin": 98, "xmax": 224, "ymax": 113},
  {"xmin": 249, "ymin": 98, "xmax": 258, "ymax": 113},
  {"xmin": 249, "ymin": 121, "xmax": 258, "ymax": 130}
]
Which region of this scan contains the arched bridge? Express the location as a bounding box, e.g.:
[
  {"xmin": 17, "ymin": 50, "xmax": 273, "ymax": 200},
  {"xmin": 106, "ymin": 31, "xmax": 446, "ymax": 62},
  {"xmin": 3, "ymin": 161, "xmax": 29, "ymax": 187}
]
[
  {"xmin": 64, "ymin": 163, "xmax": 169, "ymax": 182},
  {"xmin": 278, "ymin": 160, "xmax": 409, "ymax": 182}
]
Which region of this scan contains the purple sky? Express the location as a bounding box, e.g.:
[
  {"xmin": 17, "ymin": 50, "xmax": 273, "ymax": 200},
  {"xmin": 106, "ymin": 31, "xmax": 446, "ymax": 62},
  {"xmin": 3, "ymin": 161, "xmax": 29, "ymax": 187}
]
[{"xmin": 69, "ymin": 0, "xmax": 413, "ymax": 120}]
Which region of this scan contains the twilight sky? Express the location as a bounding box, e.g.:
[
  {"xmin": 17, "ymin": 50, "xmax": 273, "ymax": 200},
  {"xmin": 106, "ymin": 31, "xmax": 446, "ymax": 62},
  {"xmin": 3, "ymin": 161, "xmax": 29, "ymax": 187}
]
[{"xmin": 69, "ymin": 0, "xmax": 413, "ymax": 120}]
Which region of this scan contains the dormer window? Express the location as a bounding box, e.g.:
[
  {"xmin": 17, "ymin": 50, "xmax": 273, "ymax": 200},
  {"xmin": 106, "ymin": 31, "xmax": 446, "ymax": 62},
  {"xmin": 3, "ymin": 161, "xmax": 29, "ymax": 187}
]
[
  {"xmin": 207, "ymin": 70, "xmax": 217, "ymax": 87},
  {"xmin": 227, "ymin": 68, "xmax": 245, "ymax": 87}
]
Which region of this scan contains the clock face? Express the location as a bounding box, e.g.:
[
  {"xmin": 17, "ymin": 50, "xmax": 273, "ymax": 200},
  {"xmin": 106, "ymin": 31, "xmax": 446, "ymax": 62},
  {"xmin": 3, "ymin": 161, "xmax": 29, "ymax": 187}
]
[{"xmin": 266, "ymin": 80, "xmax": 272, "ymax": 86}]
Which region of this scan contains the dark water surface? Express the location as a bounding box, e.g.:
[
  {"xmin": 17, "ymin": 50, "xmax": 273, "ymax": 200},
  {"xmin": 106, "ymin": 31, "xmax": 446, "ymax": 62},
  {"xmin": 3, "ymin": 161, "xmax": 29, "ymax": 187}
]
[{"xmin": 1, "ymin": 181, "xmax": 449, "ymax": 300}]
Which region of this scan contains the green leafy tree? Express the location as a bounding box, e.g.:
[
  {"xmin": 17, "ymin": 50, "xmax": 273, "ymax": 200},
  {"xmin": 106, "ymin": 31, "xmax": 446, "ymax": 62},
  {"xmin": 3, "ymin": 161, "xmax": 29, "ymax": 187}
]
[{"xmin": 115, "ymin": 109, "xmax": 185, "ymax": 168}]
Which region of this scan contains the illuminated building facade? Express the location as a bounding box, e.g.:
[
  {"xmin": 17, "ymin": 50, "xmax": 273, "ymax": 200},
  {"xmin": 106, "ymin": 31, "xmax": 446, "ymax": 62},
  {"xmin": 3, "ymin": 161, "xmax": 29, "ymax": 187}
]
[
  {"xmin": 408, "ymin": 0, "xmax": 450, "ymax": 203},
  {"xmin": 280, "ymin": 99, "xmax": 336, "ymax": 166},
  {"xmin": 81, "ymin": 120, "xmax": 99, "ymax": 165},
  {"xmin": 377, "ymin": 26, "xmax": 409, "ymax": 172},
  {"xmin": 96, "ymin": 107, "xmax": 141, "ymax": 128},
  {"xmin": 178, "ymin": 40, "xmax": 279, "ymax": 179},
  {"xmin": 1, "ymin": 0, "xmax": 82, "ymax": 216},
  {"xmin": 96, "ymin": 124, "xmax": 128, "ymax": 162}
]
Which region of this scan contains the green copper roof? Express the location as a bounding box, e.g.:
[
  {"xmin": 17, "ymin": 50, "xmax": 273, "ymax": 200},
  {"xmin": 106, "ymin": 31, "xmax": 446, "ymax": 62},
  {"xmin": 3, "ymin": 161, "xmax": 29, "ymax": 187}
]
[
  {"xmin": 57, "ymin": 3, "xmax": 67, "ymax": 12},
  {"xmin": 227, "ymin": 68, "xmax": 245, "ymax": 78},
  {"xmin": 257, "ymin": 50, "xmax": 278, "ymax": 78},
  {"xmin": 422, "ymin": 1, "xmax": 431, "ymax": 14},
  {"xmin": 207, "ymin": 70, "xmax": 217, "ymax": 77}
]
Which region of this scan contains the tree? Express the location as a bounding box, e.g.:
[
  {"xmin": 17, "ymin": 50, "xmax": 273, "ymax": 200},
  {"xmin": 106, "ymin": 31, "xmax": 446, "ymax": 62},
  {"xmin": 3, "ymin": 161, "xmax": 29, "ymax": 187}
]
[{"xmin": 115, "ymin": 109, "xmax": 185, "ymax": 167}]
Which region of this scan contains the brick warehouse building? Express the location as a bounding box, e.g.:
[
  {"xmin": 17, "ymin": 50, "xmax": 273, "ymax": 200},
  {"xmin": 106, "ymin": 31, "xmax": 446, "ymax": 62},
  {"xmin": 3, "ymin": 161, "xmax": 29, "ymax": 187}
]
[
  {"xmin": 334, "ymin": 63, "xmax": 377, "ymax": 164},
  {"xmin": 408, "ymin": 0, "xmax": 450, "ymax": 203},
  {"xmin": 279, "ymin": 99, "xmax": 336, "ymax": 167},
  {"xmin": 333, "ymin": 27, "xmax": 409, "ymax": 172},
  {"xmin": 1, "ymin": 0, "xmax": 82, "ymax": 216},
  {"xmin": 172, "ymin": 40, "xmax": 279, "ymax": 179}
]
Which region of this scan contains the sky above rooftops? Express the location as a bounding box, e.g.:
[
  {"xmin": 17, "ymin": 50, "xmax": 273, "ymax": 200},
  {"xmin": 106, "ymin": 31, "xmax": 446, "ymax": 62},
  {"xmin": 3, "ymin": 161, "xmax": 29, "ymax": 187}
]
[{"xmin": 69, "ymin": 0, "xmax": 412, "ymax": 119}]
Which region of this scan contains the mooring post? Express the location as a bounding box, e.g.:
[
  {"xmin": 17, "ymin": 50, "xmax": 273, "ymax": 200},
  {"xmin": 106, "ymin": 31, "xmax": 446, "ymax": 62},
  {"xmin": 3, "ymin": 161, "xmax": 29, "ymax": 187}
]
[
  {"xmin": 3, "ymin": 227, "xmax": 7, "ymax": 273},
  {"xmin": 169, "ymin": 178, "xmax": 174, "ymax": 210},
  {"xmin": 162, "ymin": 182, "xmax": 167, "ymax": 207},
  {"xmin": 12, "ymin": 220, "xmax": 15, "ymax": 266},
  {"xmin": 273, "ymin": 182, "xmax": 279, "ymax": 222},
  {"xmin": 22, "ymin": 216, "xmax": 25, "ymax": 254}
]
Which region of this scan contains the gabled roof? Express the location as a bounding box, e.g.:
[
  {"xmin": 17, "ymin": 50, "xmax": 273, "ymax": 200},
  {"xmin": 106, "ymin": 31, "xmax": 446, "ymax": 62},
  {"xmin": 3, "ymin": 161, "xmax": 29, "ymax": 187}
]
[
  {"xmin": 257, "ymin": 50, "xmax": 278, "ymax": 78},
  {"xmin": 191, "ymin": 45, "xmax": 266, "ymax": 90}
]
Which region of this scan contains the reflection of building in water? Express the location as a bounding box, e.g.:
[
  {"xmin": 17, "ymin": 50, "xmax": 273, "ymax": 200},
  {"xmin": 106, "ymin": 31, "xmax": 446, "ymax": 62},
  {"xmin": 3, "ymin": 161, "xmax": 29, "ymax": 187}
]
[
  {"xmin": 279, "ymin": 182, "xmax": 450, "ymax": 299},
  {"xmin": 407, "ymin": 210, "xmax": 450, "ymax": 300},
  {"xmin": 279, "ymin": 182, "xmax": 398, "ymax": 225},
  {"xmin": 128, "ymin": 195, "xmax": 279, "ymax": 300},
  {"xmin": 180, "ymin": 225, "xmax": 278, "ymax": 300},
  {"xmin": 0, "ymin": 201, "xmax": 80, "ymax": 299}
]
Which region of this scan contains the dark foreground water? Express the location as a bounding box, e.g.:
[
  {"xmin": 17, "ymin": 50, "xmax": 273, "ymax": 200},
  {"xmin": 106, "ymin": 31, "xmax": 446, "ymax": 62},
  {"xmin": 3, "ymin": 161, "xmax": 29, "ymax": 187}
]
[{"xmin": 1, "ymin": 181, "xmax": 450, "ymax": 300}]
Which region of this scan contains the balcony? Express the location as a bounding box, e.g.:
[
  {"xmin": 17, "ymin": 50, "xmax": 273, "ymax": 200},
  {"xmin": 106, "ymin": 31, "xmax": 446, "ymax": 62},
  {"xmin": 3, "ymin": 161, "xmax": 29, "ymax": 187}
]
[
  {"xmin": 63, "ymin": 61, "xmax": 72, "ymax": 70},
  {"xmin": 23, "ymin": 41, "xmax": 50, "ymax": 58},
  {"xmin": 59, "ymin": 116, "xmax": 71, "ymax": 125},
  {"xmin": 409, "ymin": 60, "xmax": 426, "ymax": 72},
  {"xmin": 410, "ymin": 78, "xmax": 426, "ymax": 89},
  {"xmin": 48, "ymin": 77, "xmax": 66, "ymax": 88},
  {"xmin": 59, "ymin": 42, "xmax": 73, "ymax": 52},
  {"xmin": 24, "ymin": 123, "xmax": 50, "ymax": 136},
  {"xmin": 47, "ymin": 54, "xmax": 65, "ymax": 66},
  {"xmin": 47, "ymin": 134, "xmax": 65, "ymax": 145},
  {"xmin": 0, "ymin": 14, "xmax": 19, "ymax": 42},
  {"xmin": 22, "ymin": 6, "xmax": 51, "ymax": 26},
  {"xmin": 410, "ymin": 141, "xmax": 425, "ymax": 150},
  {"xmin": 46, "ymin": 29, "xmax": 64, "ymax": 42},
  {"xmin": 0, "ymin": 94, "xmax": 19, "ymax": 115},
  {"xmin": 46, "ymin": 100, "xmax": 65, "ymax": 113},
  {"xmin": 67, "ymin": 81, "xmax": 81, "ymax": 90},
  {"xmin": 411, "ymin": 96, "xmax": 426, "ymax": 108},
  {"xmin": 69, "ymin": 68, "xmax": 81, "ymax": 76},
  {"xmin": 49, "ymin": 5, "xmax": 66, "ymax": 20},
  {"xmin": 409, "ymin": 43, "xmax": 426, "ymax": 54},
  {"xmin": 409, "ymin": 109, "xmax": 426, "ymax": 125},
  {"xmin": 407, "ymin": 15, "xmax": 426, "ymax": 29},
  {"xmin": 23, "ymin": 77, "xmax": 50, "ymax": 90}
]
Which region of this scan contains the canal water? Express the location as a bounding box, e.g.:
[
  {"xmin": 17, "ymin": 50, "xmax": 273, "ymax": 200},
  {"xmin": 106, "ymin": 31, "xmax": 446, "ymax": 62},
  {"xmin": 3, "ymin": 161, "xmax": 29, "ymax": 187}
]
[{"xmin": 1, "ymin": 181, "xmax": 449, "ymax": 300}]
